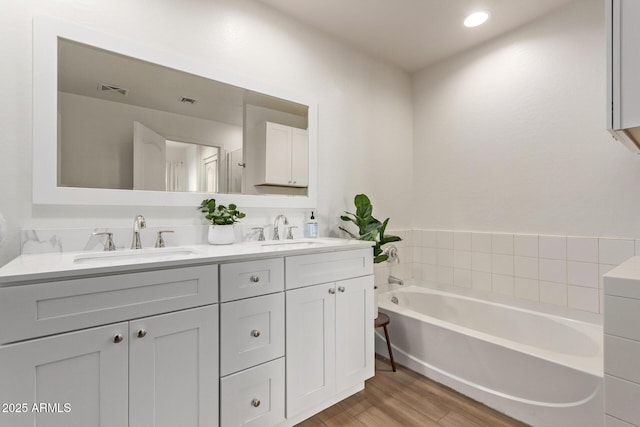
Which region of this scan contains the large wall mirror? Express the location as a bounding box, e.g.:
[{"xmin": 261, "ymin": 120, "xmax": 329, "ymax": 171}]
[{"xmin": 33, "ymin": 17, "xmax": 318, "ymax": 208}]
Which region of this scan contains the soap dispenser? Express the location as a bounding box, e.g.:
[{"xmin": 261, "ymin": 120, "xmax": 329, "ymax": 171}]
[{"xmin": 306, "ymin": 211, "xmax": 318, "ymax": 238}]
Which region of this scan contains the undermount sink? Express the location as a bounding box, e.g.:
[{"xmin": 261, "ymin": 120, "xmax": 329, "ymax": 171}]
[{"xmin": 74, "ymin": 247, "xmax": 201, "ymax": 265}]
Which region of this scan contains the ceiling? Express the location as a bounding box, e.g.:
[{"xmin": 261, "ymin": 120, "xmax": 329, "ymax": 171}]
[{"xmin": 254, "ymin": 0, "xmax": 577, "ymax": 72}]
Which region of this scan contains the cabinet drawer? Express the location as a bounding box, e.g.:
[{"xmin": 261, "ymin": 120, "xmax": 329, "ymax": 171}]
[
  {"xmin": 220, "ymin": 293, "xmax": 284, "ymax": 376},
  {"xmin": 604, "ymin": 295, "xmax": 640, "ymax": 340},
  {"xmin": 605, "ymin": 334, "xmax": 640, "ymax": 384},
  {"xmin": 220, "ymin": 258, "xmax": 284, "ymax": 302},
  {"xmin": 606, "ymin": 375, "xmax": 640, "ymax": 426},
  {"xmin": 220, "ymin": 357, "xmax": 285, "ymax": 427},
  {"xmin": 0, "ymin": 265, "xmax": 218, "ymax": 344},
  {"xmin": 286, "ymin": 248, "xmax": 373, "ymax": 289}
]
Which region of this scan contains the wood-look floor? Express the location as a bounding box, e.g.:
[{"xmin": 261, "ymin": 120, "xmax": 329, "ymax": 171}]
[{"xmin": 296, "ymin": 356, "xmax": 530, "ymax": 427}]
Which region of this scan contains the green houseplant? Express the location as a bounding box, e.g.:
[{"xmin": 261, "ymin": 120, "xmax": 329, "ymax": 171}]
[
  {"xmin": 198, "ymin": 199, "xmax": 246, "ymax": 244},
  {"xmin": 339, "ymin": 194, "xmax": 402, "ymax": 263}
]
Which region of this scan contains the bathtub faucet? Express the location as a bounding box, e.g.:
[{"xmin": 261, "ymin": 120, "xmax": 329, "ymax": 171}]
[{"xmin": 388, "ymin": 275, "xmax": 404, "ymax": 286}]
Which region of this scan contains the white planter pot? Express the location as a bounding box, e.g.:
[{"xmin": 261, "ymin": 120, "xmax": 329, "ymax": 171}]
[{"xmin": 208, "ymin": 224, "xmax": 235, "ymax": 245}]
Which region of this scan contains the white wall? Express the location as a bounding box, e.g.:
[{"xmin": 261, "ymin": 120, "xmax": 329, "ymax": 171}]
[
  {"xmin": 412, "ymin": 0, "xmax": 640, "ymax": 238},
  {"xmin": 0, "ymin": 0, "xmax": 413, "ymax": 264}
]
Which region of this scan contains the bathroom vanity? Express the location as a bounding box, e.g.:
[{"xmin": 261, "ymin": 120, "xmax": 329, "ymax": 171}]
[{"xmin": 0, "ymin": 239, "xmax": 374, "ymax": 427}]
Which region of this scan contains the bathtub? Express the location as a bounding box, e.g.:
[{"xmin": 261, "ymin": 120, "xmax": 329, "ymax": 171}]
[{"xmin": 376, "ymin": 285, "xmax": 603, "ymax": 427}]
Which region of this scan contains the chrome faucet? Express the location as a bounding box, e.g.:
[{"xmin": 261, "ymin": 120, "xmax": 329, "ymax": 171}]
[
  {"xmin": 272, "ymin": 214, "xmax": 288, "ymax": 240},
  {"xmin": 389, "ymin": 275, "xmax": 404, "ymax": 286},
  {"xmin": 131, "ymin": 215, "xmax": 146, "ymax": 249}
]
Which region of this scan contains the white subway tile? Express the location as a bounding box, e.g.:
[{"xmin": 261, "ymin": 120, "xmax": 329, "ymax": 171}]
[
  {"xmin": 540, "ymin": 281, "xmax": 568, "ymax": 307},
  {"xmin": 453, "ymin": 250, "xmax": 472, "ymax": 269},
  {"xmin": 454, "ymin": 232, "xmax": 472, "ymax": 251},
  {"xmin": 492, "ymin": 274, "xmax": 514, "ymax": 296},
  {"xmin": 492, "ymin": 254, "xmax": 514, "ymax": 276},
  {"xmin": 514, "ymin": 256, "xmax": 539, "ymax": 280},
  {"xmin": 567, "ymin": 237, "xmax": 598, "ymax": 263},
  {"xmin": 437, "ymin": 249, "xmax": 454, "ymax": 267},
  {"xmin": 412, "ymin": 263, "xmax": 423, "ymax": 281},
  {"xmin": 567, "ymin": 261, "xmax": 599, "ymax": 288},
  {"xmin": 636, "ymin": 240, "xmax": 640, "ymax": 256},
  {"xmin": 413, "ymin": 230, "xmax": 422, "ymax": 248},
  {"xmin": 422, "ymin": 230, "xmax": 437, "ymax": 248},
  {"xmin": 471, "ymin": 233, "xmax": 492, "ymax": 253},
  {"xmin": 539, "ymin": 259, "xmax": 567, "ymax": 284},
  {"xmin": 437, "ymin": 231, "xmax": 454, "ymax": 249},
  {"xmin": 568, "ymin": 286, "xmax": 599, "ymax": 313},
  {"xmin": 514, "ymin": 234, "xmax": 538, "ymax": 258},
  {"xmin": 539, "ymin": 235, "xmax": 566, "ymax": 260},
  {"xmin": 453, "ymin": 268, "xmax": 472, "ymax": 288},
  {"xmin": 421, "ymin": 247, "xmax": 437, "ymax": 265},
  {"xmin": 472, "ymin": 252, "xmax": 492, "ymax": 273},
  {"xmin": 413, "ymin": 246, "xmax": 422, "ymax": 263},
  {"xmin": 515, "ymin": 278, "xmax": 539, "ymax": 301},
  {"xmin": 472, "ymin": 271, "xmax": 492, "ymax": 292},
  {"xmin": 437, "ymin": 265, "xmax": 453, "ymax": 285},
  {"xmin": 423, "ymin": 264, "xmax": 437, "ymax": 281},
  {"xmin": 599, "ymin": 238, "xmax": 635, "ymax": 265},
  {"xmin": 491, "ymin": 233, "xmax": 514, "ymax": 255}
]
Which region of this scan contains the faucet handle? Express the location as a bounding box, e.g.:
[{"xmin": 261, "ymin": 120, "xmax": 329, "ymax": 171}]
[
  {"xmin": 285, "ymin": 225, "xmax": 298, "ymax": 240},
  {"xmin": 93, "ymin": 232, "xmax": 116, "ymax": 251},
  {"xmin": 251, "ymin": 227, "xmax": 265, "ymax": 241},
  {"xmin": 155, "ymin": 230, "xmax": 174, "ymax": 248}
]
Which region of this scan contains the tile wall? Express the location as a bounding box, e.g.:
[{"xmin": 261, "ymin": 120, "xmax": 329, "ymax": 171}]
[{"xmin": 410, "ymin": 230, "xmax": 639, "ymax": 314}]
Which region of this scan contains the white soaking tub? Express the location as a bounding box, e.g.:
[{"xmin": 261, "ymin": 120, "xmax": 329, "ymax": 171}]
[{"xmin": 376, "ymin": 285, "xmax": 603, "ymax": 427}]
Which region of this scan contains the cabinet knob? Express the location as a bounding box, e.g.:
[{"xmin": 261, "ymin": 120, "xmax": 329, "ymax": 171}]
[
  {"xmin": 113, "ymin": 334, "xmax": 124, "ymax": 344},
  {"xmin": 251, "ymin": 329, "xmax": 261, "ymax": 338},
  {"xmin": 251, "ymin": 399, "xmax": 261, "ymax": 408},
  {"xmin": 250, "ymin": 275, "xmax": 260, "ymax": 283},
  {"xmin": 328, "ymin": 288, "xmax": 336, "ymax": 295},
  {"xmin": 338, "ymin": 286, "xmax": 345, "ymax": 293},
  {"xmin": 137, "ymin": 329, "xmax": 147, "ymax": 338}
]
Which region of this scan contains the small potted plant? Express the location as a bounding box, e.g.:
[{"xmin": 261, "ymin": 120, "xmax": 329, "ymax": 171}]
[{"xmin": 198, "ymin": 199, "xmax": 246, "ymax": 245}]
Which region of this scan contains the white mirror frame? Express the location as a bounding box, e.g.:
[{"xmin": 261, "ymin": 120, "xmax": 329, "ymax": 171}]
[{"xmin": 33, "ymin": 17, "xmax": 318, "ymax": 208}]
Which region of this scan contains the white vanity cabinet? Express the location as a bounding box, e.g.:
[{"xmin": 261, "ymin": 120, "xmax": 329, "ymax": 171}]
[
  {"xmin": 607, "ymin": 0, "xmax": 640, "ymax": 152},
  {"xmin": 0, "ymin": 265, "xmax": 219, "ymax": 427},
  {"xmin": 256, "ymin": 121, "xmax": 309, "ymax": 187},
  {"xmin": 219, "ymin": 258, "xmax": 286, "ymax": 427},
  {"xmin": 285, "ymin": 250, "xmax": 374, "ymax": 419}
]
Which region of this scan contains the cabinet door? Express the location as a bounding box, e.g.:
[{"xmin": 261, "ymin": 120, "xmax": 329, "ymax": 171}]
[
  {"xmin": 613, "ymin": 0, "xmax": 640, "ymax": 129},
  {"xmin": 264, "ymin": 122, "xmax": 292, "ymax": 185},
  {"xmin": 286, "ymin": 283, "xmax": 336, "ymax": 417},
  {"xmin": 129, "ymin": 305, "xmax": 219, "ymax": 427},
  {"xmin": 0, "ymin": 322, "xmax": 128, "ymax": 427},
  {"xmin": 335, "ymin": 275, "xmax": 374, "ymax": 392},
  {"xmin": 290, "ymin": 128, "xmax": 308, "ymax": 187}
]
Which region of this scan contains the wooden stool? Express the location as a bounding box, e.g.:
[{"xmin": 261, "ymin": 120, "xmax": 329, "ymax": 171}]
[{"xmin": 375, "ymin": 312, "xmax": 396, "ymax": 372}]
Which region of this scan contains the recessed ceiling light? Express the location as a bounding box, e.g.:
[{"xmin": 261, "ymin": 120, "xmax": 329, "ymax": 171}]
[{"xmin": 464, "ymin": 11, "xmax": 490, "ymax": 28}]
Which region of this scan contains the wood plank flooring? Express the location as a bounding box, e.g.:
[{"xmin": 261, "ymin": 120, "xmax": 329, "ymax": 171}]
[{"xmin": 296, "ymin": 356, "xmax": 530, "ymax": 427}]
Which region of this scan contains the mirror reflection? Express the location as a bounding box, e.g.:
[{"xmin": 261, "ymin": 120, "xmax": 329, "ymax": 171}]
[{"xmin": 57, "ymin": 38, "xmax": 309, "ymax": 196}]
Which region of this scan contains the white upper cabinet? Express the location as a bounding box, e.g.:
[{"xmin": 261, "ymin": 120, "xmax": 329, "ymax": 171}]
[
  {"xmin": 608, "ymin": 0, "xmax": 640, "ymax": 152},
  {"xmin": 257, "ymin": 122, "xmax": 309, "ymax": 187}
]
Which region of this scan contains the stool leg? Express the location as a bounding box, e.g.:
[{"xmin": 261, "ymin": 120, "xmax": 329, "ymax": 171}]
[{"xmin": 383, "ymin": 325, "xmax": 396, "ymax": 372}]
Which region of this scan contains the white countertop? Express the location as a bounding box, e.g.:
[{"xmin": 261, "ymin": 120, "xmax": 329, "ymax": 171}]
[{"xmin": 0, "ymin": 238, "xmax": 374, "ymax": 286}]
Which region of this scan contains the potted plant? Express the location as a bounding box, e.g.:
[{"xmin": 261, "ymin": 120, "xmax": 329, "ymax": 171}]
[
  {"xmin": 198, "ymin": 199, "xmax": 246, "ymax": 245},
  {"xmin": 339, "ymin": 194, "xmax": 402, "ymax": 263}
]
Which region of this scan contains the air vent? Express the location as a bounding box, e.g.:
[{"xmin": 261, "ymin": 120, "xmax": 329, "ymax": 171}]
[
  {"xmin": 180, "ymin": 96, "xmax": 198, "ymax": 104},
  {"xmin": 98, "ymin": 83, "xmax": 128, "ymax": 96}
]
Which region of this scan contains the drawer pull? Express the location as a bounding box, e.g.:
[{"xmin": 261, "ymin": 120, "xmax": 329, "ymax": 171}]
[
  {"xmin": 338, "ymin": 286, "xmax": 346, "ymax": 293},
  {"xmin": 113, "ymin": 334, "xmax": 124, "ymax": 344},
  {"xmin": 251, "ymin": 329, "xmax": 261, "ymax": 338},
  {"xmin": 328, "ymin": 288, "xmax": 336, "ymax": 295},
  {"xmin": 251, "ymin": 398, "xmax": 261, "ymax": 408},
  {"xmin": 137, "ymin": 329, "xmax": 147, "ymax": 338},
  {"xmin": 250, "ymin": 275, "xmax": 260, "ymax": 283}
]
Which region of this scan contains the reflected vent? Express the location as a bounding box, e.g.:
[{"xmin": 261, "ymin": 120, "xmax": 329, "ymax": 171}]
[{"xmin": 98, "ymin": 83, "xmax": 129, "ymax": 96}]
